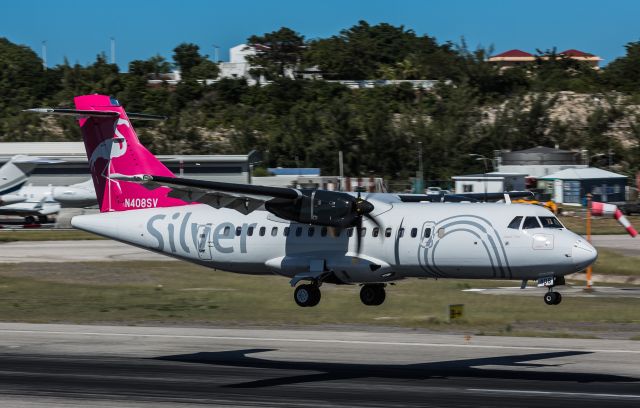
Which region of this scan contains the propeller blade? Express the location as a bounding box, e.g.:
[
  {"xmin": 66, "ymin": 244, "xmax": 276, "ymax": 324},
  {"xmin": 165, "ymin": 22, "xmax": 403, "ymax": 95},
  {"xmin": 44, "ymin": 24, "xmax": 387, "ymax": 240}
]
[
  {"xmin": 355, "ymin": 216, "xmax": 363, "ymax": 254},
  {"xmin": 364, "ymin": 213, "xmax": 382, "ymax": 230}
]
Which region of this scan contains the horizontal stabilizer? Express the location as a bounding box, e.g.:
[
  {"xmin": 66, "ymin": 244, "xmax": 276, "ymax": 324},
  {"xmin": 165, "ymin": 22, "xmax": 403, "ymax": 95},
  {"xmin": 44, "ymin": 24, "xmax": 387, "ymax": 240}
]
[{"xmin": 23, "ymin": 108, "xmax": 166, "ymax": 121}]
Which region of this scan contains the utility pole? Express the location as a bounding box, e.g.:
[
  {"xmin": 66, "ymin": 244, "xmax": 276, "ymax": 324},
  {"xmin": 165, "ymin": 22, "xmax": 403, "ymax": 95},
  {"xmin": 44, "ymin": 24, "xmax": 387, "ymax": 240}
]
[
  {"xmin": 41, "ymin": 41, "xmax": 47, "ymax": 69},
  {"xmin": 110, "ymin": 37, "xmax": 116, "ymax": 65},
  {"xmin": 338, "ymin": 150, "xmax": 344, "ymax": 191},
  {"xmin": 586, "ymin": 193, "xmax": 593, "ymax": 290},
  {"xmin": 416, "ymin": 141, "xmax": 424, "ymax": 193}
]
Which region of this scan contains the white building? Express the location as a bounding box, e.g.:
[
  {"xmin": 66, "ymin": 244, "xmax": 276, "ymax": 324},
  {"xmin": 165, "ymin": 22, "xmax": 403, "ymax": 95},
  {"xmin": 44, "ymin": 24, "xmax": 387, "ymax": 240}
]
[
  {"xmin": 453, "ymin": 172, "xmax": 527, "ymax": 194},
  {"xmin": 497, "ymin": 146, "xmax": 587, "ymax": 179}
]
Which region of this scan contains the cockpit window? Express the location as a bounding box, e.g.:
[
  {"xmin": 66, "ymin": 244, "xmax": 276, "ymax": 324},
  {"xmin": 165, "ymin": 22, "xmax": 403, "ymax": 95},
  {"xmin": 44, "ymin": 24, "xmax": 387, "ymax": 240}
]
[
  {"xmin": 522, "ymin": 216, "xmax": 541, "ymax": 229},
  {"xmin": 539, "ymin": 216, "xmax": 564, "ymax": 229},
  {"xmin": 508, "ymin": 216, "xmax": 523, "ymax": 229}
]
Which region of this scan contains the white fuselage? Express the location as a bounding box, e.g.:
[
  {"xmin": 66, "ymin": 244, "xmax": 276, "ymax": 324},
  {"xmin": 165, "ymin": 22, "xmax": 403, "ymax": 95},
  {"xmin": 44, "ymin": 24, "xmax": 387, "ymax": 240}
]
[
  {"xmin": 0, "ymin": 181, "xmax": 96, "ymax": 208},
  {"xmin": 71, "ymin": 199, "xmax": 596, "ymax": 284}
]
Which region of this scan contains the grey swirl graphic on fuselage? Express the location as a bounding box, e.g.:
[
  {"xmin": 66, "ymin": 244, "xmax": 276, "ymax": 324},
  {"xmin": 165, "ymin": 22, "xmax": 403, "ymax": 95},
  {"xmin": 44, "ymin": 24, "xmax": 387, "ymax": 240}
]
[{"xmin": 418, "ymin": 215, "xmax": 511, "ymax": 279}]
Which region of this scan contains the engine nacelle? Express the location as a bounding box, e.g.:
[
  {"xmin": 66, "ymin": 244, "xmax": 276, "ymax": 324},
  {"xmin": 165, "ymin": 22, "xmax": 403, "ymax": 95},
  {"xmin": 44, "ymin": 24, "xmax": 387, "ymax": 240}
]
[{"xmin": 265, "ymin": 190, "xmax": 357, "ymax": 228}]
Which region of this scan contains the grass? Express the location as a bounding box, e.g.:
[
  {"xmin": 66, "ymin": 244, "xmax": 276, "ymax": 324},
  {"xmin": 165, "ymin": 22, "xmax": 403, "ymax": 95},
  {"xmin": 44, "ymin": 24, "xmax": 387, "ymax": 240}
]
[
  {"xmin": 0, "ymin": 261, "xmax": 638, "ymax": 339},
  {"xmin": 0, "ymin": 229, "xmax": 104, "ymax": 242},
  {"xmin": 559, "ymin": 214, "xmax": 640, "ymax": 235},
  {"xmin": 591, "ymin": 248, "xmax": 640, "ymax": 276}
]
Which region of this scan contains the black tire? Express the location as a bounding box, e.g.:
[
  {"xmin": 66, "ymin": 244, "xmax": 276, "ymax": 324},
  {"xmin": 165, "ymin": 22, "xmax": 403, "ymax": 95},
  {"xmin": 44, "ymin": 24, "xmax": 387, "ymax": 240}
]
[
  {"xmin": 38, "ymin": 215, "xmax": 48, "ymax": 223},
  {"xmin": 553, "ymin": 292, "xmax": 562, "ymax": 305},
  {"xmin": 544, "ymin": 292, "xmax": 556, "ymax": 305},
  {"xmin": 24, "ymin": 216, "xmax": 36, "ymax": 224},
  {"xmin": 294, "ymin": 284, "xmax": 321, "ymax": 307},
  {"xmin": 360, "ymin": 285, "xmax": 386, "ymax": 306}
]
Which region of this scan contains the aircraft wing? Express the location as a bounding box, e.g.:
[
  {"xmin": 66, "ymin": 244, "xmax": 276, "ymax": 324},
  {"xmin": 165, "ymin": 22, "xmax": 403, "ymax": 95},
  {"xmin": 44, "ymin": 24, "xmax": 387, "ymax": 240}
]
[
  {"xmin": 0, "ymin": 200, "xmax": 61, "ymax": 216},
  {"xmin": 111, "ymin": 174, "xmax": 301, "ymax": 215}
]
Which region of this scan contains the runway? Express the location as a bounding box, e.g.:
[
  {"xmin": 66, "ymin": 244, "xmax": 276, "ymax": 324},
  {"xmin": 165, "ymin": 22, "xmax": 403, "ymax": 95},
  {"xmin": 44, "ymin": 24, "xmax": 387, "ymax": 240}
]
[
  {"xmin": 0, "ymin": 324, "xmax": 638, "ymax": 407},
  {"xmin": 0, "ymin": 239, "xmax": 172, "ymax": 263}
]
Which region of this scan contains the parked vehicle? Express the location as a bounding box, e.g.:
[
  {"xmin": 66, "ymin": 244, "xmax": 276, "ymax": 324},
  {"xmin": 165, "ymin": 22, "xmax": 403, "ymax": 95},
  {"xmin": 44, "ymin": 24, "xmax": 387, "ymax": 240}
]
[{"xmin": 619, "ymin": 201, "xmax": 640, "ymax": 215}]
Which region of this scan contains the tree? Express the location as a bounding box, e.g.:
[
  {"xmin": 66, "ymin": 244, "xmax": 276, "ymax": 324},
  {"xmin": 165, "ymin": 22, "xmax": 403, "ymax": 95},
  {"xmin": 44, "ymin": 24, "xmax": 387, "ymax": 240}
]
[
  {"xmin": 246, "ymin": 27, "xmax": 305, "ymax": 79},
  {"xmin": 190, "ymin": 59, "xmax": 219, "ymax": 79},
  {"xmin": 603, "ymin": 41, "xmax": 640, "ymax": 93},
  {"xmin": 304, "ymin": 20, "xmax": 448, "ymax": 80},
  {"xmin": 173, "ymin": 43, "xmax": 203, "ymax": 77}
]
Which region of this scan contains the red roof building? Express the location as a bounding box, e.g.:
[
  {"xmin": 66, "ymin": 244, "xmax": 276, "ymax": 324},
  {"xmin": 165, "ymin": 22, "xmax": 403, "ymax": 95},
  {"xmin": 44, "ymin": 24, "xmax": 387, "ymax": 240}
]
[{"xmin": 488, "ymin": 48, "xmax": 602, "ymax": 69}]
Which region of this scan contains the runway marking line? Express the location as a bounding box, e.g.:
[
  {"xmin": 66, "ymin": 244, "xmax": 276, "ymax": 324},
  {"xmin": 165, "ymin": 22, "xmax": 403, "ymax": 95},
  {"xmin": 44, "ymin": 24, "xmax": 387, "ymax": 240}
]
[
  {"xmin": 467, "ymin": 388, "xmax": 640, "ymax": 400},
  {"xmin": 1, "ymin": 329, "xmax": 640, "ymax": 354}
]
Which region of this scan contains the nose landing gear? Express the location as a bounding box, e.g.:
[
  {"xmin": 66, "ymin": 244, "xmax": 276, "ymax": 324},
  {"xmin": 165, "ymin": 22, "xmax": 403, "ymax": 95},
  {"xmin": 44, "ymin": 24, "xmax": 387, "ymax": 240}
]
[
  {"xmin": 544, "ymin": 290, "xmax": 562, "ymax": 305},
  {"xmin": 539, "ymin": 276, "xmax": 564, "ymax": 305}
]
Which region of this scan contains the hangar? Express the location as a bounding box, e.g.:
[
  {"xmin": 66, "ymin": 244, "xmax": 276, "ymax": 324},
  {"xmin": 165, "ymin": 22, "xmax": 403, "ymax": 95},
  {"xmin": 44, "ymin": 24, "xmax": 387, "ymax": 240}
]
[{"xmin": 0, "ymin": 142, "xmax": 258, "ymax": 186}]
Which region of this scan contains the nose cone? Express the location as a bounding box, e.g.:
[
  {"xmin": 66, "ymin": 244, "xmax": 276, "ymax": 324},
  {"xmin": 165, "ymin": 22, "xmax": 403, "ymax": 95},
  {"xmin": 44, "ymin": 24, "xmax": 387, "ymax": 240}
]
[
  {"xmin": 356, "ymin": 200, "xmax": 374, "ymax": 215},
  {"xmin": 572, "ymin": 239, "xmax": 598, "ymax": 271}
]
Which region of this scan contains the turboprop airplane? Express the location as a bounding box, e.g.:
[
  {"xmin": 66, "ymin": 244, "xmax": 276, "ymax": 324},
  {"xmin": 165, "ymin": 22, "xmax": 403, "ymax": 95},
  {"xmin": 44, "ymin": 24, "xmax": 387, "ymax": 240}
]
[{"xmin": 25, "ymin": 95, "xmax": 597, "ymax": 307}]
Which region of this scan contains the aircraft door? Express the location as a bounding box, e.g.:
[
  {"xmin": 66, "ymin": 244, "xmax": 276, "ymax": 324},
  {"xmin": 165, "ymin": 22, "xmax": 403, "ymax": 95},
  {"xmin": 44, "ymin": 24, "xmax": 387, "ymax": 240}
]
[
  {"xmin": 196, "ymin": 224, "xmax": 212, "ymax": 260},
  {"xmin": 419, "ymin": 221, "xmax": 436, "ymax": 250}
]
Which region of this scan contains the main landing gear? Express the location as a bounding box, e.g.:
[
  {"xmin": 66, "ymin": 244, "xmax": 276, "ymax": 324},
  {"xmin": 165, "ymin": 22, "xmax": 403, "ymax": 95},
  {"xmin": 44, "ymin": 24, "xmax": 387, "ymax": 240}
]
[
  {"xmin": 294, "ymin": 284, "xmax": 321, "ymax": 307},
  {"xmin": 359, "ymin": 284, "xmax": 386, "ymax": 306},
  {"xmin": 292, "ymin": 283, "xmax": 387, "ymax": 307}
]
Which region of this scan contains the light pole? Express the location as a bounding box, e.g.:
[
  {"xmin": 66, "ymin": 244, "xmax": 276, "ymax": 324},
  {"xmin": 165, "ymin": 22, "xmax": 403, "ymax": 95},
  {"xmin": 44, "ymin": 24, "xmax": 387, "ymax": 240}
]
[
  {"xmin": 41, "ymin": 40, "xmax": 47, "ymax": 69},
  {"xmin": 212, "ymin": 44, "xmax": 220, "ymax": 63},
  {"xmin": 469, "ymin": 153, "xmax": 492, "ymax": 201},
  {"xmin": 110, "ymin": 37, "xmax": 116, "ymax": 65}
]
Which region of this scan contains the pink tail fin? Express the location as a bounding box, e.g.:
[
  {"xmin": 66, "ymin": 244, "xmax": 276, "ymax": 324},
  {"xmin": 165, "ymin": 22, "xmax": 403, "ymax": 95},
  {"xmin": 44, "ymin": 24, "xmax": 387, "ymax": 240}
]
[{"xmin": 74, "ymin": 94, "xmax": 187, "ymax": 212}]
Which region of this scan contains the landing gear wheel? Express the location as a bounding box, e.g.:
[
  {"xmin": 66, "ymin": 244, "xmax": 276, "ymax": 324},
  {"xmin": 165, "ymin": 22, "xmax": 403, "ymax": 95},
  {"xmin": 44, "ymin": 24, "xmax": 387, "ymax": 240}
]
[
  {"xmin": 544, "ymin": 291, "xmax": 561, "ymax": 305},
  {"xmin": 294, "ymin": 284, "xmax": 321, "ymax": 307},
  {"xmin": 552, "ymin": 292, "xmax": 562, "ymax": 305},
  {"xmin": 24, "ymin": 216, "xmax": 36, "ymax": 224},
  {"xmin": 360, "ymin": 284, "xmax": 386, "ymax": 306},
  {"xmin": 38, "ymin": 215, "xmax": 48, "ymax": 223}
]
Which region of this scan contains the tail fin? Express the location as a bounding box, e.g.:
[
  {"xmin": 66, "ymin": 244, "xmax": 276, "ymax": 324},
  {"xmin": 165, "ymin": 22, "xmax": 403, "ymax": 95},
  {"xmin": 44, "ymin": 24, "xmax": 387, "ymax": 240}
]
[{"xmin": 73, "ymin": 94, "xmax": 186, "ymax": 212}]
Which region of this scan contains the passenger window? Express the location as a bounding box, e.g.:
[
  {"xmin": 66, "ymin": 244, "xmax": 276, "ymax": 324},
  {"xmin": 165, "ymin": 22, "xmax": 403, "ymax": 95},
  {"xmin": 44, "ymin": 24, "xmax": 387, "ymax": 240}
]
[
  {"xmin": 224, "ymin": 226, "xmax": 231, "ymax": 235},
  {"xmin": 522, "ymin": 216, "xmax": 541, "ymax": 229},
  {"xmin": 321, "ymin": 227, "xmax": 327, "ymax": 237},
  {"xmin": 385, "ymin": 227, "xmax": 392, "ymax": 237},
  {"xmin": 508, "ymin": 216, "xmax": 523, "ymax": 230},
  {"xmin": 347, "ymin": 228, "xmax": 354, "ymax": 237},
  {"xmin": 398, "ymin": 228, "xmax": 404, "ymax": 238},
  {"xmin": 283, "ymin": 227, "xmax": 290, "ymax": 236},
  {"xmin": 296, "ymin": 227, "xmax": 303, "ymax": 237},
  {"xmin": 259, "ymin": 226, "xmax": 266, "ymax": 236},
  {"xmin": 247, "ymin": 226, "xmax": 254, "ymax": 236},
  {"xmin": 235, "ymin": 226, "xmax": 242, "ymax": 236},
  {"xmin": 437, "ymin": 228, "xmax": 445, "ymax": 238},
  {"xmin": 410, "ymin": 228, "xmax": 418, "ymax": 238},
  {"xmin": 372, "ymin": 227, "xmax": 379, "ymax": 237},
  {"xmin": 360, "ymin": 228, "xmax": 367, "ymax": 237},
  {"xmin": 424, "ymin": 228, "xmax": 431, "ymax": 238},
  {"xmin": 308, "ymin": 227, "xmax": 315, "ymax": 237},
  {"xmin": 539, "ymin": 216, "xmax": 564, "ymax": 229},
  {"xmin": 271, "ymin": 227, "xmax": 278, "ymax": 236}
]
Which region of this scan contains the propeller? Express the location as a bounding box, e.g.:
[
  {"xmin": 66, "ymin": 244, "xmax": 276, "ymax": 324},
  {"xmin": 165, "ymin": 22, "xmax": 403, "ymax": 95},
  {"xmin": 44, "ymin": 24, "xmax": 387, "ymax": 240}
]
[{"xmin": 353, "ymin": 191, "xmax": 381, "ymax": 254}]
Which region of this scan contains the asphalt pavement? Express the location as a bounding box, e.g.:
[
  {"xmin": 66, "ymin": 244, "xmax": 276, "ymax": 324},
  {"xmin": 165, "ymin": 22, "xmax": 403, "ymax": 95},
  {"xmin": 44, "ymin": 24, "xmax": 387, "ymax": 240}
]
[{"xmin": 0, "ymin": 323, "xmax": 638, "ymax": 407}]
